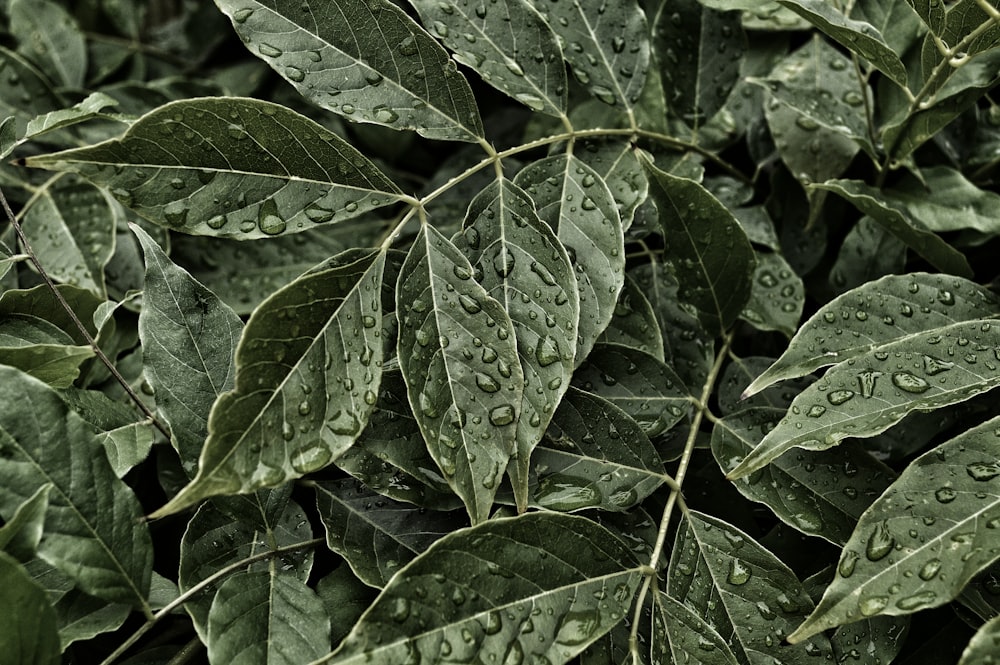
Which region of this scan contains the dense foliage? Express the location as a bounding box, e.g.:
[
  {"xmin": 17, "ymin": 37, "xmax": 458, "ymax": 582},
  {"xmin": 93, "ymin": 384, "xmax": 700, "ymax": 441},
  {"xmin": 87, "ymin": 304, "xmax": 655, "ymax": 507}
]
[{"xmin": 2, "ymin": 0, "xmax": 1000, "ymax": 663}]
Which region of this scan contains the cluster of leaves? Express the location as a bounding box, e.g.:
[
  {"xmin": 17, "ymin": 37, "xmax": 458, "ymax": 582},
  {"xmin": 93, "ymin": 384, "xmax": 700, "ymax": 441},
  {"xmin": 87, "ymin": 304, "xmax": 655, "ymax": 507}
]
[{"xmin": 3, "ymin": 0, "xmax": 1000, "ymax": 663}]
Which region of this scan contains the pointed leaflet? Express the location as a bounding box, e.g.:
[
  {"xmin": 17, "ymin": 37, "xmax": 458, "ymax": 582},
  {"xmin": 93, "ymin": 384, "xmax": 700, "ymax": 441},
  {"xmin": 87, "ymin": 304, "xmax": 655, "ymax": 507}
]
[
  {"xmin": 959, "ymin": 615, "xmax": 1000, "ymax": 665},
  {"xmin": 597, "ymin": 274, "xmax": 664, "ymax": 360},
  {"xmin": 653, "ymin": 591, "xmax": 739, "ymax": 665},
  {"xmin": 514, "ymin": 155, "xmax": 624, "ymax": 364},
  {"xmin": 314, "ymin": 479, "xmax": 465, "ymax": 587},
  {"xmin": 207, "ymin": 571, "xmax": 330, "ymax": 665},
  {"xmin": 745, "ymin": 273, "xmax": 1000, "ymax": 396},
  {"xmin": 23, "ymin": 92, "xmax": 121, "ymax": 141},
  {"xmin": 828, "ymin": 217, "xmax": 907, "ymax": 296},
  {"xmin": 908, "ymin": 0, "xmax": 945, "ymax": 34},
  {"xmin": 397, "ymin": 225, "xmax": 522, "ymax": 523},
  {"xmin": 789, "ymin": 415, "xmax": 1000, "ymax": 642},
  {"xmin": 0, "ymin": 316, "xmax": 93, "ymax": 388},
  {"xmin": 776, "ymin": 0, "xmax": 909, "ymax": 87},
  {"xmin": 19, "ymin": 179, "xmax": 118, "ymax": 297},
  {"xmin": 0, "ymin": 46, "xmax": 62, "ymax": 133},
  {"xmin": 533, "ymin": 387, "xmax": 669, "ymax": 512},
  {"xmin": 452, "ymin": 178, "xmax": 578, "ymax": 513},
  {"xmin": 741, "ymin": 250, "xmax": 804, "ymax": 338},
  {"xmin": 0, "ymin": 367, "xmax": 152, "ymax": 607},
  {"xmin": 317, "ymin": 566, "xmax": 378, "ymax": 647},
  {"xmin": 179, "ymin": 487, "xmax": 313, "ymax": 639},
  {"xmin": 575, "ymin": 139, "xmax": 649, "ymax": 232},
  {"xmin": 134, "ymin": 226, "xmax": 242, "ymax": 476},
  {"xmin": 730, "ymin": 319, "xmax": 1000, "ymax": 479},
  {"xmin": 529, "ymin": 0, "xmax": 648, "ymax": 108},
  {"xmin": 10, "ymin": 0, "xmax": 86, "ymax": 87},
  {"xmin": 712, "ymin": 407, "xmax": 895, "ymax": 545},
  {"xmin": 409, "ymin": 0, "xmax": 567, "ymax": 117},
  {"xmin": 816, "ymin": 179, "xmax": 974, "ymax": 277},
  {"xmin": 215, "ymin": 0, "xmax": 483, "ymax": 142},
  {"xmin": 0, "ymin": 484, "xmax": 51, "ymax": 562},
  {"xmin": 668, "ymin": 511, "xmax": 834, "ymax": 662},
  {"xmin": 919, "ymin": 0, "xmax": 1000, "ymax": 90},
  {"xmin": 27, "ymin": 97, "xmax": 405, "ymax": 239},
  {"xmin": 151, "ymin": 249, "xmax": 386, "ymax": 518},
  {"xmin": 717, "ymin": 355, "xmax": 815, "ymax": 417},
  {"xmin": 324, "ymin": 513, "xmax": 644, "ymax": 664},
  {"xmin": 654, "ymin": 0, "xmax": 745, "ymax": 129},
  {"xmin": 643, "ymin": 157, "xmax": 756, "ymax": 336},
  {"xmin": 0, "ymin": 552, "xmax": 60, "ymax": 665}
]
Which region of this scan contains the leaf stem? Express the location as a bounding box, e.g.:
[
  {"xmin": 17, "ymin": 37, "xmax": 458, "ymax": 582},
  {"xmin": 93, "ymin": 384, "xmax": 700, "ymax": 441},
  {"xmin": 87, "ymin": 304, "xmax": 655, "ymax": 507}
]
[
  {"xmin": 0, "ymin": 185, "xmax": 171, "ymax": 440},
  {"xmin": 628, "ymin": 331, "xmax": 733, "ymax": 663},
  {"xmin": 98, "ymin": 537, "xmax": 324, "ymax": 665}
]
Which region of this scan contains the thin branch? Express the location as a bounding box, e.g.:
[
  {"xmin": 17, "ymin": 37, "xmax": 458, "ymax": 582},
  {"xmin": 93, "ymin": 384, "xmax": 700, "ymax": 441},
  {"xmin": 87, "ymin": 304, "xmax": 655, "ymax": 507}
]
[{"xmin": 0, "ymin": 185, "xmax": 172, "ymax": 440}]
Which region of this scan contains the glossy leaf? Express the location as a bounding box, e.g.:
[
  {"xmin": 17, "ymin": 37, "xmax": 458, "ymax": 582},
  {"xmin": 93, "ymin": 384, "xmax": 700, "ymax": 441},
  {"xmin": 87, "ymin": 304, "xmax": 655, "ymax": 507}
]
[
  {"xmin": 597, "ymin": 274, "xmax": 664, "ymax": 360},
  {"xmin": 409, "ymin": 0, "xmax": 567, "ymax": 116},
  {"xmin": 653, "ymin": 591, "xmax": 739, "ymax": 665},
  {"xmin": 730, "ymin": 319, "xmax": 1000, "ymax": 478},
  {"xmin": 574, "ymin": 140, "xmax": 648, "ymax": 232},
  {"xmin": 643, "ymin": 157, "xmax": 756, "ymax": 335},
  {"xmin": 717, "ymin": 355, "xmax": 816, "ymax": 416},
  {"xmin": 712, "ymin": 407, "xmax": 895, "ymax": 545},
  {"xmin": 0, "ymin": 316, "xmax": 93, "ymax": 388},
  {"xmin": 27, "ymin": 97, "xmax": 405, "ymax": 238},
  {"xmin": 317, "ymin": 566, "xmax": 377, "ymax": 647},
  {"xmin": 0, "ymin": 367, "xmax": 152, "ymax": 607},
  {"xmin": 151, "ymin": 249, "xmax": 386, "ymax": 517},
  {"xmin": 529, "ymin": 0, "xmax": 649, "ymax": 109},
  {"xmin": 776, "ymin": 0, "xmax": 909, "ymax": 87},
  {"xmin": 10, "ymin": 0, "xmax": 85, "ymax": 87},
  {"xmin": 452, "ymin": 178, "xmax": 578, "ymax": 512},
  {"xmin": 959, "ymin": 615, "xmax": 1000, "ymax": 665},
  {"xmin": 667, "ymin": 511, "xmax": 834, "ymax": 662},
  {"xmin": 907, "ymin": 0, "xmax": 945, "ymax": 34},
  {"xmin": 207, "ymin": 571, "xmax": 330, "ymax": 665},
  {"xmin": 0, "ymin": 47, "xmax": 61, "ymax": 133},
  {"xmin": 0, "ymin": 484, "xmax": 51, "ymax": 562},
  {"xmin": 571, "ymin": 343, "xmax": 690, "ymax": 438},
  {"xmin": 514, "ymin": 154, "xmax": 625, "ymax": 364},
  {"xmin": 23, "ymin": 92, "xmax": 123, "ymax": 141},
  {"xmin": 324, "ymin": 512, "xmax": 644, "ymax": 664},
  {"xmin": 741, "ymin": 250, "xmax": 804, "ymax": 338},
  {"xmin": 179, "ymin": 487, "xmax": 314, "ymax": 638},
  {"xmin": 60, "ymin": 387, "xmax": 153, "ymax": 477},
  {"xmin": 314, "ymin": 479, "xmax": 464, "ymax": 587},
  {"xmin": 0, "ymin": 552, "xmax": 60, "ymax": 665},
  {"xmin": 745, "ymin": 273, "xmax": 1000, "ymax": 396},
  {"xmin": 216, "ymin": 0, "xmax": 484, "ymax": 142},
  {"xmin": 134, "ymin": 225, "xmax": 242, "ymax": 475},
  {"xmin": 919, "ymin": 0, "xmax": 1000, "ymax": 89},
  {"xmin": 873, "ymin": 166, "xmax": 1000, "ymax": 236},
  {"xmin": 397, "ymin": 225, "xmax": 522, "ymax": 523},
  {"xmin": 533, "ymin": 387, "xmax": 668, "ymax": 512},
  {"xmin": 654, "ymin": 0, "xmax": 745, "ymax": 129},
  {"xmin": 790, "ymin": 415, "xmax": 1000, "ymax": 641},
  {"xmin": 828, "ymin": 217, "xmax": 907, "ymax": 296}
]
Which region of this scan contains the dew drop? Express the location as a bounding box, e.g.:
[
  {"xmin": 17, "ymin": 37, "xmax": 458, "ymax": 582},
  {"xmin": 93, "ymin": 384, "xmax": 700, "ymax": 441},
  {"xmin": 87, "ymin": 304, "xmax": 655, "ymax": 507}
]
[
  {"xmin": 290, "ymin": 445, "xmax": 332, "ymax": 473},
  {"xmin": 258, "ymin": 43, "xmax": 282, "ymax": 57},
  {"xmin": 895, "ymin": 590, "xmax": 937, "ymax": 611},
  {"xmin": 865, "ymin": 522, "xmax": 894, "ymax": 561},
  {"xmin": 476, "ymin": 373, "xmax": 500, "ymax": 393},
  {"xmin": 827, "ymin": 389, "xmax": 854, "ymax": 405},
  {"xmin": 838, "ymin": 550, "xmax": 859, "ymax": 578},
  {"xmin": 233, "ymin": 7, "xmax": 254, "ymax": 22},
  {"xmin": 935, "ymin": 486, "xmax": 957, "ymax": 503},
  {"xmin": 859, "ymin": 595, "xmax": 889, "ymax": 616},
  {"xmin": 536, "ymin": 336, "xmax": 561, "ymax": 367},
  {"xmin": 489, "ymin": 404, "xmax": 515, "ymax": 426},
  {"xmin": 918, "ymin": 558, "xmax": 942, "ymax": 581},
  {"xmin": 967, "ymin": 462, "xmax": 1000, "ymax": 481},
  {"xmin": 727, "ymin": 559, "xmax": 752, "ymax": 585},
  {"xmin": 891, "ymin": 372, "xmax": 929, "ymax": 394}
]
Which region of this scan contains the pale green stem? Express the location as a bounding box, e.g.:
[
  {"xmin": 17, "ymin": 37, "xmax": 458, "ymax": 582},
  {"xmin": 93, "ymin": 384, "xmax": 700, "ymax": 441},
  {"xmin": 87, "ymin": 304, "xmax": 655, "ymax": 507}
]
[{"xmin": 628, "ymin": 332, "xmax": 734, "ymax": 663}]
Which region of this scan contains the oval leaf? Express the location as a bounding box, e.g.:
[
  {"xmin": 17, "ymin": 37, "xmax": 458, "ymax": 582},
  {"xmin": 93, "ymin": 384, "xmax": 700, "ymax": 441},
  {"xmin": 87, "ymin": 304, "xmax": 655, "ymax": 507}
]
[
  {"xmin": 654, "ymin": 591, "xmax": 739, "ymax": 665},
  {"xmin": 151, "ymin": 249, "xmax": 386, "ymax": 518},
  {"xmin": 216, "ymin": 0, "xmax": 484, "ymax": 142},
  {"xmin": 790, "ymin": 415, "xmax": 1000, "ymax": 641},
  {"xmin": 27, "ymin": 97, "xmax": 405, "ymax": 238},
  {"xmin": 397, "ymin": 225, "xmax": 523, "ymax": 523},
  {"xmin": 730, "ymin": 319, "xmax": 1000, "ymax": 479},
  {"xmin": 324, "ymin": 512, "xmax": 644, "ymax": 664},
  {"xmin": 0, "ymin": 552, "xmax": 60, "ymax": 665}
]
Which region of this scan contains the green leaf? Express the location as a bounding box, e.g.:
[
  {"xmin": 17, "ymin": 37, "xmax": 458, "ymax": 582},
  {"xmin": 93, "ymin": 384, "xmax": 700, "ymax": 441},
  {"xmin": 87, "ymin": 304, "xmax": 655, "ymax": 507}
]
[
  {"xmin": 654, "ymin": 0, "xmax": 745, "ymax": 129},
  {"xmin": 151, "ymin": 249, "xmax": 386, "ymax": 518},
  {"xmin": 397, "ymin": 225, "xmax": 522, "ymax": 523},
  {"xmin": 514, "ymin": 155, "xmax": 625, "ymax": 363},
  {"xmin": 653, "ymin": 591, "xmax": 739, "ymax": 665},
  {"xmin": 10, "ymin": 0, "xmax": 86, "ymax": 88},
  {"xmin": 570, "ymin": 343, "xmax": 690, "ymax": 438},
  {"xmin": 597, "ymin": 273, "xmax": 664, "ymax": 360},
  {"xmin": 745, "ymin": 273, "xmax": 1000, "ymax": 396},
  {"xmin": 325, "ymin": 513, "xmax": 644, "ymax": 664},
  {"xmin": 717, "ymin": 355, "xmax": 816, "ymax": 416},
  {"xmin": 20, "ymin": 179, "xmax": 118, "ymax": 297},
  {"xmin": 959, "ymin": 615, "xmax": 1000, "ymax": 665},
  {"xmin": 23, "ymin": 92, "xmax": 124, "ymax": 141},
  {"xmin": 919, "ymin": 0, "xmax": 1000, "ymax": 87},
  {"xmin": 667, "ymin": 511, "xmax": 834, "ymax": 662},
  {"xmin": 0, "ymin": 316, "xmax": 94, "ymax": 388},
  {"xmin": 207, "ymin": 570, "xmax": 330, "ymax": 665},
  {"xmin": 643, "ymin": 157, "xmax": 756, "ymax": 335},
  {"xmin": 0, "ymin": 367, "xmax": 152, "ymax": 608},
  {"xmin": 828, "ymin": 217, "xmax": 907, "ymax": 295},
  {"xmin": 850, "ymin": 0, "xmax": 923, "ymax": 57},
  {"xmin": 776, "ymin": 0, "xmax": 909, "ymax": 87},
  {"xmin": 789, "ymin": 415, "xmax": 1000, "ymax": 642},
  {"xmin": 215, "ymin": 0, "xmax": 484, "ymax": 142},
  {"xmin": 0, "ymin": 46, "xmax": 62, "ymax": 133},
  {"xmin": 27, "ymin": 97, "xmax": 405, "ymax": 238},
  {"xmin": 0, "ymin": 552, "xmax": 60, "ymax": 665},
  {"xmin": 575, "ymin": 139, "xmax": 649, "ymax": 232},
  {"xmin": 0, "ymin": 484, "xmax": 51, "ymax": 562},
  {"xmin": 179, "ymin": 487, "xmax": 314, "ymax": 639},
  {"xmin": 60, "ymin": 387, "xmax": 153, "ymax": 477},
  {"xmin": 712, "ymin": 407, "xmax": 895, "ymax": 545},
  {"xmin": 730, "ymin": 319, "xmax": 1000, "ymax": 479},
  {"xmin": 452, "ymin": 178, "xmax": 578, "ymax": 513},
  {"xmin": 533, "ymin": 387, "xmax": 668, "ymax": 512},
  {"xmin": 907, "ymin": 0, "xmax": 945, "ymax": 34},
  {"xmin": 134, "ymin": 225, "xmax": 242, "ymax": 476},
  {"xmin": 314, "ymin": 479, "xmax": 465, "ymax": 588},
  {"xmin": 874, "ymin": 165, "xmax": 1000, "ymax": 236},
  {"xmin": 529, "ymin": 0, "xmax": 649, "ymax": 109},
  {"xmin": 409, "ymin": 0, "xmax": 567, "ymax": 117},
  {"xmin": 741, "ymin": 250, "xmax": 804, "ymax": 337},
  {"xmin": 317, "ymin": 565, "xmax": 377, "ymax": 647}
]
